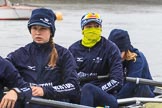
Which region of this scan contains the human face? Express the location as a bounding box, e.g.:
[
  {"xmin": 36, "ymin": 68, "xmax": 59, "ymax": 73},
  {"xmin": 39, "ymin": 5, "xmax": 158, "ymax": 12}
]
[
  {"xmin": 84, "ymin": 22, "xmax": 101, "ymax": 29},
  {"xmin": 31, "ymin": 25, "xmax": 51, "ymax": 44}
]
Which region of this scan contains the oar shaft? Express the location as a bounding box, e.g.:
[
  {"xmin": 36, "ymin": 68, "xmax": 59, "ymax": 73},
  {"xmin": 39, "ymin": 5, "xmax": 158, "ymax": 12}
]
[
  {"xmin": 118, "ymin": 97, "xmax": 162, "ymax": 104},
  {"xmin": 30, "ymin": 97, "xmax": 93, "ymax": 108},
  {"xmin": 126, "ymin": 77, "xmax": 162, "ymax": 87}
]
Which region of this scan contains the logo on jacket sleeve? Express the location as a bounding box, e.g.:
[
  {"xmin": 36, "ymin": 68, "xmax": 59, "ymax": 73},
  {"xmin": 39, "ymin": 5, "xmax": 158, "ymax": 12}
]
[{"xmin": 52, "ymin": 83, "xmax": 75, "ymax": 92}]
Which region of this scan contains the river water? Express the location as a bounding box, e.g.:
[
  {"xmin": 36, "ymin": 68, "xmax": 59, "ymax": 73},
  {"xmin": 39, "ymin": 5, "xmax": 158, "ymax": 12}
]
[{"xmin": 0, "ymin": 2, "xmax": 162, "ymax": 81}]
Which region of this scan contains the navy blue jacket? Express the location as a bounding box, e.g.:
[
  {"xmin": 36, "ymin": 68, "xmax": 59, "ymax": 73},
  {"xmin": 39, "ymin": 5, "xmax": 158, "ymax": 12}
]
[
  {"xmin": 117, "ymin": 48, "xmax": 154, "ymax": 98},
  {"xmin": 0, "ymin": 56, "xmax": 31, "ymax": 101},
  {"xmin": 6, "ymin": 42, "xmax": 80, "ymax": 107},
  {"xmin": 69, "ymin": 37, "xmax": 123, "ymax": 93}
]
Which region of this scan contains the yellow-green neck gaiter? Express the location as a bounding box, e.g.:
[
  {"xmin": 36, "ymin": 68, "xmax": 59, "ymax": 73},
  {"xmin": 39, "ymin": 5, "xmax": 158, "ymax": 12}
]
[{"xmin": 82, "ymin": 28, "xmax": 101, "ymax": 48}]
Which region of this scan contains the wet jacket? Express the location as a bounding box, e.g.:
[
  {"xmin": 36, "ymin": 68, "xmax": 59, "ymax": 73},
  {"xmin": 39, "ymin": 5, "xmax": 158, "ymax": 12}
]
[
  {"xmin": 0, "ymin": 56, "xmax": 31, "ymax": 102},
  {"xmin": 6, "ymin": 42, "xmax": 80, "ymax": 108},
  {"xmin": 69, "ymin": 36, "xmax": 123, "ymax": 93},
  {"xmin": 117, "ymin": 48, "xmax": 154, "ymax": 98}
]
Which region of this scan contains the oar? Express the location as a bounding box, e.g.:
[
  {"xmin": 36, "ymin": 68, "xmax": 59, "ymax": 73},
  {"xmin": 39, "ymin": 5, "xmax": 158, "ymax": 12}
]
[
  {"xmin": 30, "ymin": 97, "xmax": 93, "ymax": 108},
  {"xmin": 30, "ymin": 96, "xmax": 162, "ymax": 107},
  {"xmin": 79, "ymin": 75, "xmax": 109, "ymax": 82},
  {"xmin": 79, "ymin": 75, "xmax": 162, "ymax": 88},
  {"xmin": 126, "ymin": 77, "xmax": 162, "ymax": 87},
  {"xmin": 117, "ymin": 97, "xmax": 162, "ymax": 104}
]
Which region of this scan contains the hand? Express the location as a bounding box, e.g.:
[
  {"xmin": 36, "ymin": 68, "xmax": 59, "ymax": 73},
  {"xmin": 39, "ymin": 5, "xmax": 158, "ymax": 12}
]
[
  {"xmin": 0, "ymin": 90, "xmax": 18, "ymax": 108},
  {"xmin": 77, "ymin": 72, "xmax": 88, "ymax": 79},
  {"xmin": 78, "ymin": 72, "xmax": 98, "ymax": 82},
  {"xmin": 31, "ymin": 86, "xmax": 44, "ymax": 97}
]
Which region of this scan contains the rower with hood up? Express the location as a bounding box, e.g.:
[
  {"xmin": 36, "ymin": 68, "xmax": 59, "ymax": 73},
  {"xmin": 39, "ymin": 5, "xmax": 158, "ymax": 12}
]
[{"xmin": 108, "ymin": 29, "xmax": 155, "ymax": 99}]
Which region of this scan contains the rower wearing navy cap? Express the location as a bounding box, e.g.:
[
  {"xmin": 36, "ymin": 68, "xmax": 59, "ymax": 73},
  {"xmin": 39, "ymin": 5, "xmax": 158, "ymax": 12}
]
[{"xmin": 6, "ymin": 8, "xmax": 80, "ymax": 108}]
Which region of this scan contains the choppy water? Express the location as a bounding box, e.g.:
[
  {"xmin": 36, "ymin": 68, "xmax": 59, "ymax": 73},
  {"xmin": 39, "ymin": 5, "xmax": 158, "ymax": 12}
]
[{"xmin": 1, "ymin": 2, "xmax": 162, "ymax": 81}]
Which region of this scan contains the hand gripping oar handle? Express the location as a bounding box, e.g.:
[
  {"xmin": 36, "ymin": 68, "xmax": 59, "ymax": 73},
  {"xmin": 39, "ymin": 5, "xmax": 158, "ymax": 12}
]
[{"xmin": 126, "ymin": 77, "xmax": 162, "ymax": 87}]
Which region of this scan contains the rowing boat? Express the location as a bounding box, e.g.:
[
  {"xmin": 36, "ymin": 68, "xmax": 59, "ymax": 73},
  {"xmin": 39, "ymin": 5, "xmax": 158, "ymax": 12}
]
[{"xmin": 0, "ymin": 0, "xmax": 38, "ymax": 20}]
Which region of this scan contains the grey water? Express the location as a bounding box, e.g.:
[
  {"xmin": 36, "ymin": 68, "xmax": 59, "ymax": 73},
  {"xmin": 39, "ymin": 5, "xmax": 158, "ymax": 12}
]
[{"xmin": 1, "ymin": 1, "xmax": 162, "ymax": 81}]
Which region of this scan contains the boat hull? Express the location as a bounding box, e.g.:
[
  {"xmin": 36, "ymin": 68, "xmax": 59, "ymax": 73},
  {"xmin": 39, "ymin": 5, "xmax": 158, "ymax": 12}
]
[{"xmin": 0, "ymin": 6, "xmax": 38, "ymax": 20}]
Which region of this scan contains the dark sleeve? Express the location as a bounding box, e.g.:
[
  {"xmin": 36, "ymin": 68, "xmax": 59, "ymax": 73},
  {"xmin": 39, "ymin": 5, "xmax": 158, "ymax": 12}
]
[
  {"xmin": 42, "ymin": 50, "xmax": 80, "ymax": 100},
  {"xmin": 0, "ymin": 57, "xmax": 32, "ymax": 101},
  {"xmin": 100, "ymin": 42, "xmax": 123, "ymax": 93}
]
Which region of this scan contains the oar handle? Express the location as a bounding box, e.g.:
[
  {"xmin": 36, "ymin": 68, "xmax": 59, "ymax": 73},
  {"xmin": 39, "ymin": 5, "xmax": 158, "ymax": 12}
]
[
  {"xmin": 79, "ymin": 75, "xmax": 109, "ymax": 82},
  {"xmin": 126, "ymin": 77, "xmax": 162, "ymax": 87},
  {"xmin": 97, "ymin": 75, "xmax": 109, "ymax": 79}
]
